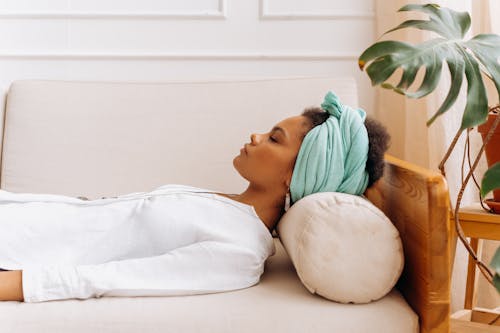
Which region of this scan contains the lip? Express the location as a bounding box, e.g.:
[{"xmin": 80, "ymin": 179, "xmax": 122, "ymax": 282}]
[{"xmin": 240, "ymin": 144, "xmax": 248, "ymax": 155}]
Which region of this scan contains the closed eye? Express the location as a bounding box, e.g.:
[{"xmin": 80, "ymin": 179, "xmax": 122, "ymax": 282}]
[{"xmin": 269, "ymin": 136, "xmax": 278, "ymax": 143}]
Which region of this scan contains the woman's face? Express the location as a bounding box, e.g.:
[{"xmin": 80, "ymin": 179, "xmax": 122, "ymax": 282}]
[{"xmin": 233, "ymin": 115, "xmax": 310, "ymax": 189}]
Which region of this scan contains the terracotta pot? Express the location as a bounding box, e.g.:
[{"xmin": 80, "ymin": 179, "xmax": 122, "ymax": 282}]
[{"xmin": 478, "ymin": 108, "xmax": 500, "ymax": 206}]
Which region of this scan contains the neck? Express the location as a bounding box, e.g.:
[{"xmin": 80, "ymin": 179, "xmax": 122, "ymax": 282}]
[{"xmin": 226, "ymin": 184, "xmax": 286, "ymax": 233}]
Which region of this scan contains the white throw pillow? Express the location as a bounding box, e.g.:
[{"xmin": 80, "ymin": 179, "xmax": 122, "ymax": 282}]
[{"xmin": 276, "ymin": 191, "xmax": 404, "ymax": 304}]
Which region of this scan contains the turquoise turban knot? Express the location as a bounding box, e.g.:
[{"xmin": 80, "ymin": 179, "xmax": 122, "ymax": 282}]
[{"xmin": 289, "ymin": 91, "xmax": 369, "ymax": 205}]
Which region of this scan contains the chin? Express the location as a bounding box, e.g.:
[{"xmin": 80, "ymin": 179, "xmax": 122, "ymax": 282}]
[
  {"xmin": 232, "ymin": 156, "xmax": 250, "ymax": 182},
  {"xmin": 232, "ymin": 155, "xmax": 240, "ymax": 172}
]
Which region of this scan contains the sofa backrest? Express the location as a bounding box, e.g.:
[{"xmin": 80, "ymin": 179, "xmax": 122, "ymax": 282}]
[{"xmin": 0, "ymin": 77, "xmax": 358, "ymax": 198}]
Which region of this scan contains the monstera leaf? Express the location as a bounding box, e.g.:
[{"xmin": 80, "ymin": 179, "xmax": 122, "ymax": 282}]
[
  {"xmin": 358, "ymin": 4, "xmax": 500, "ymax": 130},
  {"xmin": 481, "ymin": 162, "xmax": 500, "ymax": 199},
  {"xmin": 491, "ymin": 247, "xmax": 500, "ymax": 293}
]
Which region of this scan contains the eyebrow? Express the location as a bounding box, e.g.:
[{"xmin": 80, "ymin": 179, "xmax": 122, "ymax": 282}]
[{"xmin": 272, "ymin": 126, "xmax": 288, "ymax": 138}]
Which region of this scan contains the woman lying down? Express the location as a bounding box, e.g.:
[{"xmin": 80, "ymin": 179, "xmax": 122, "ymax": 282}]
[{"xmin": 0, "ymin": 91, "xmax": 389, "ymax": 303}]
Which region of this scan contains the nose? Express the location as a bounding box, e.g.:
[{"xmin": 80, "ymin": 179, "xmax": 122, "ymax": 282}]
[
  {"xmin": 250, "ymin": 133, "xmax": 258, "ymax": 144},
  {"xmin": 250, "ymin": 133, "xmax": 264, "ymax": 145}
]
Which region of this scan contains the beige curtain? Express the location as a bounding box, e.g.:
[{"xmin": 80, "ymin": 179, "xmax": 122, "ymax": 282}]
[{"xmin": 374, "ymin": 0, "xmax": 500, "ymax": 313}]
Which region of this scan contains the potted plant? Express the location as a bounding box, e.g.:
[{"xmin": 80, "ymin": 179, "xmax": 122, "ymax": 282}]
[
  {"xmin": 358, "ymin": 3, "xmax": 500, "ymax": 292},
  {"xmin": 479, "ymin": 106, "xmax": 500, "ymax": 213}
]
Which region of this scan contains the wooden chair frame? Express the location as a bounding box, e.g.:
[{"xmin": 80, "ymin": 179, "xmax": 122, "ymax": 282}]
[{"xmin": 366, "ymin": 154, "xmax": 451, "ymax": 333}]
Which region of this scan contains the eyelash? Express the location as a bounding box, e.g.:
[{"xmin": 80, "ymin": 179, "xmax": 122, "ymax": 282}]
[{"xmin": 269, "ymin": 136, "xmax": 277, "ymax": 143}]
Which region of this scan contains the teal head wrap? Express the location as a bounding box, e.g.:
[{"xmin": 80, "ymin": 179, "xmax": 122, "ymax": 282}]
[{"xmin": 289, "ymin": 91, "xmax": 369, "ymax": 205}]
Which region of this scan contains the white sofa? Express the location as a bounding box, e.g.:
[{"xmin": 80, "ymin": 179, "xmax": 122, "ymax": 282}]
[{"xmin": 0, "ymin": 77, "xmax": 433, "ymax": 332}]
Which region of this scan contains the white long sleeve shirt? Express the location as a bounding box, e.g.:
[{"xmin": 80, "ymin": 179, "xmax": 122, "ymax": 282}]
[{"xmin": 0, "ymin": 184, "xmax": 276, "ymax": 303}]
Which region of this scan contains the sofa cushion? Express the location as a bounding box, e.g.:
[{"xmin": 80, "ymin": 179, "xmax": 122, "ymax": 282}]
[
  {"xmin": 0, "ymin": 238, "xmax": 418, "ymax": 333},
  {"xmin": 0, "ymin": 78, "xmax": 359, "ymax": 197},
  {"xmin": 276, "ymin": 191, "xmax": 404, "ymax": 303}
]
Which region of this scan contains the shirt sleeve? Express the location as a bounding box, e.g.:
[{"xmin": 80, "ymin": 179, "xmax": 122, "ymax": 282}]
[{"xmin": 22, "ymin": 241, "xmax": 265, "ymax": 303}]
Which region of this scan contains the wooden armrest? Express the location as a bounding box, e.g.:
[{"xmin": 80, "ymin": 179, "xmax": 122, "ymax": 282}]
[{"xmin": 365, "ymin": 154, "xmax": 451, "ymax": 333}]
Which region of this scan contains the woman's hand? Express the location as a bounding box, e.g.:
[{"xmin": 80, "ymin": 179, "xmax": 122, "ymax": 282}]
[{"xmin": 0, "ymin": 270, "xmax": 24, "ymax": 301}]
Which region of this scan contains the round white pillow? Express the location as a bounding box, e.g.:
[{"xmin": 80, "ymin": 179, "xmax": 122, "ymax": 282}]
[{"xmin": 276, "ymin": 191, "xmax": 404, "ymax": 304}]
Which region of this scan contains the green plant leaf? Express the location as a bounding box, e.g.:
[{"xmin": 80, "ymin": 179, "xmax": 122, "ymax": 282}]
[
  {"xmin": 359, "ymin": 38, "xmax": 446, "ymax": 98},
  {"xmin": 490, "ymin": 246, "xmax": 500, "ymax": 293},
  {"xmin": 387, "ymin": 41, "xmax": 445, "ymax": 99},
  {"xmin": 459, "ymin": 48, "xmax": 489, "ymax": 129},
  {"xmin": 492, "ymin": 247, "xmax": 500, "ymax": 273},
  {"xmin": 427, "ymin": 49, "xmax": 464, "ymax": 126},
  {"xmin": 389, "ymin": 4, "xmax": 470, "ymax": 39},
  {"xmin": 494, "ymin": 274, "xmax": 500, "ymax": 294},
  {"xmin": 358, "ymin": 41, "xmax": 415, "ymax": 85},
  {"xmin": 358, "ymin": 3, "xmax": 497, "ymax": 128},
  {"xmin": 464, "ymin": 34, "xmax": 500, "ymax": 97},
  {"xmin": 481, "ymin": 162, "xmax": 500, "ymax": 198}
]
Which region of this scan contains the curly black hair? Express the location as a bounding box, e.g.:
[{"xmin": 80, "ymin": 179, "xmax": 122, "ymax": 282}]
[{"xmin": 301, "ymin": 106, "xmax": 390, "ymax": 188}]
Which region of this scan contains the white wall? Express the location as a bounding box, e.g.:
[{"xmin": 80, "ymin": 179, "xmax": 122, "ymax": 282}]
[{"xmin": 0, "ymin": 0, "xmax": 376, "ymax": 112}]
